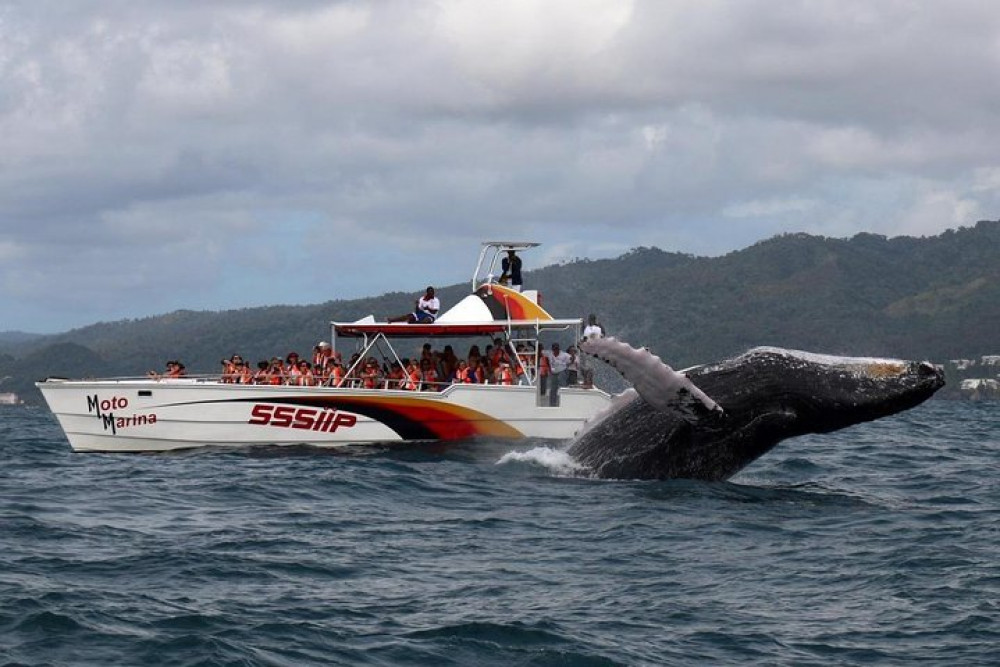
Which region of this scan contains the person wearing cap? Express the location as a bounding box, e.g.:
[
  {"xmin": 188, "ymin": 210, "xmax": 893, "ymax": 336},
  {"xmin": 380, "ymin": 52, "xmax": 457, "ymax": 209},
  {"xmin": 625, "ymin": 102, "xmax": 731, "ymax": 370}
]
[
  {"xmin": 388, "ymin": 286, "xmax": 440, "ymax": 323},
  {"xmin": 313, "ymin": 341, "xmax": 332, "ymax": 370}
]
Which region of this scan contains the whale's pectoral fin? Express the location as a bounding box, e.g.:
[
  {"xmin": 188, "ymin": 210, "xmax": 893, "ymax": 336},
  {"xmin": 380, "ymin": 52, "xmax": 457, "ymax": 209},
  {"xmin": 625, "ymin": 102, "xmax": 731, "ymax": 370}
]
[{"xmin": 579, "ymin": 337, "xmax": 723, "ymax": 419}]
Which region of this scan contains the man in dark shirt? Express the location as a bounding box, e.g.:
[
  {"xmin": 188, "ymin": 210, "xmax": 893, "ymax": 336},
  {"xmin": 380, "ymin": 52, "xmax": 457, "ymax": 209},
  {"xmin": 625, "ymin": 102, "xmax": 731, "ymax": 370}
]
[{"xmin": 500, "ymin": 250, "xmax": 523, "ymax": 291}]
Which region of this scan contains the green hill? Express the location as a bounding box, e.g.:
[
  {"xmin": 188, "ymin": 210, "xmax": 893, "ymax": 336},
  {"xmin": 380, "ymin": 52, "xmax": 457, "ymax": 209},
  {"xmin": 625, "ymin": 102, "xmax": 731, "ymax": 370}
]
[{"xmin": 4, "ymin": 221, "xmax": 1000, "ymax": 404}]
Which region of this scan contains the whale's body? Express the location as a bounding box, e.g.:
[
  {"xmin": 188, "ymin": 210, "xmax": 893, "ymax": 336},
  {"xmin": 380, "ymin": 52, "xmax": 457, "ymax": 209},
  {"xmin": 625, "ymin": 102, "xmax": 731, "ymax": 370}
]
[{"xmin": 570, "ymin": 340, "xmax": 945, "ymax": 481}]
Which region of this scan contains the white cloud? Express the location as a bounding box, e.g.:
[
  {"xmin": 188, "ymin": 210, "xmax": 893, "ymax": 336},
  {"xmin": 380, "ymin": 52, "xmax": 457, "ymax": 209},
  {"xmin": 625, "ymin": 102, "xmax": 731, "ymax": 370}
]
[{"xmin": 1, "ymin": 0, "xmax": 1000, "ymax": 332}]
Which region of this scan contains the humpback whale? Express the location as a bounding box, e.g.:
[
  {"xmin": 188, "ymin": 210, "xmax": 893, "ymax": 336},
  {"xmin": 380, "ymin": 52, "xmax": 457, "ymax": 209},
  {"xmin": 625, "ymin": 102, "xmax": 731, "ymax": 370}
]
[{"xmin": 569, "ymin": 339, "xmax": 945, "ymax": 481}]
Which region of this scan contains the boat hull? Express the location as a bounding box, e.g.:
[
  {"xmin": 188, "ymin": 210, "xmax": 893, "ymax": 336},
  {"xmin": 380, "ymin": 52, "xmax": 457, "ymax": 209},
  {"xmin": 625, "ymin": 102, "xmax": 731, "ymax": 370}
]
[{"xmin": 36, "ymin": 379, "xmax": 612, "ymax": 452}]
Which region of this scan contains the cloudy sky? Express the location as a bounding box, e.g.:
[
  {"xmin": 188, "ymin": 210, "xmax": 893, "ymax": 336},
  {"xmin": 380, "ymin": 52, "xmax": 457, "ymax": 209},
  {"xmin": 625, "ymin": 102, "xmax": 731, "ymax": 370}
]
[{"xmin": 3, "ymin": 1, "xmax": 1000, "ymax": 333}]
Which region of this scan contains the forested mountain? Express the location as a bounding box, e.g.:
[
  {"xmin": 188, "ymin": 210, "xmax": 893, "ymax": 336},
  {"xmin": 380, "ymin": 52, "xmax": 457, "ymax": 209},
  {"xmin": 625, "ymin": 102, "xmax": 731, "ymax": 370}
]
[{"xmin": 3, "ymin": 221, "xmax": 999, "ymax": 404}]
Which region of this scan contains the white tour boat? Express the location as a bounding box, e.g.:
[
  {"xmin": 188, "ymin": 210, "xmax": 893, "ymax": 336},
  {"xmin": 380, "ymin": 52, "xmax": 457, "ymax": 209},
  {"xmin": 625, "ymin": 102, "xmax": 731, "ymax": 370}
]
[{"xmin": 38, "ymin": 242, "xmax": 615, "ymax": 452}]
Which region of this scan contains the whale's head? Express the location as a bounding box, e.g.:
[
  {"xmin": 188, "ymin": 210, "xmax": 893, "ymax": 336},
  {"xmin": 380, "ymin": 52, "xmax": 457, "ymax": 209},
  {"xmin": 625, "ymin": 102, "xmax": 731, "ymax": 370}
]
[{"xmin": 689, "ymin": 347, "xmax": 945, "ymax": 434}]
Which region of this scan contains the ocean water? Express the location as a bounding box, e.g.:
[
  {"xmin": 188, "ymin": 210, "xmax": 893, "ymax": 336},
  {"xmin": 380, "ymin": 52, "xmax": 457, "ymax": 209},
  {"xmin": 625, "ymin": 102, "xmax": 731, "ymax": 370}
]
[{"xmin": 1, "ymin": 401, "xmax": 997, "ymax": 666}]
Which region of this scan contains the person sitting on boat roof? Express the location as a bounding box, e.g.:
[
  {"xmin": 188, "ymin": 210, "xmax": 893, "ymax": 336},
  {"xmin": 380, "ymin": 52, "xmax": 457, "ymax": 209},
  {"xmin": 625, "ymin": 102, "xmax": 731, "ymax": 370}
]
[{"xmin": 388, "ymin": 286, "xmax": 440, "ymax": 323}]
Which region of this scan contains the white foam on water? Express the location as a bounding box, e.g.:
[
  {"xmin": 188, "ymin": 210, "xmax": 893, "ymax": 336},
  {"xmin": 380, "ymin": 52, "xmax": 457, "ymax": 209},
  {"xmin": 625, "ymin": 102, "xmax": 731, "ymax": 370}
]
[{"xmin": 496, "ymin": 445, "xmax": 586, "ymax": 476}]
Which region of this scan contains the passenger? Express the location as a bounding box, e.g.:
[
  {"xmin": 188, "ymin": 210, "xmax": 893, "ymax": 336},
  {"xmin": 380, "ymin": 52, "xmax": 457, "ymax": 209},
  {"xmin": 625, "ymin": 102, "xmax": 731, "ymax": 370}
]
[
  {"xmin": 467, "ymin": 345, "xmax": 481, "ymax": 362},
  {"xmin": 331, "ymin": 361, "xmax": 346, "ymax": 387},
  {"xmin": 148, "ymin": 360, "xmax": 187, "ymax": 380},
  {"xmin": 254, "ymin": 361, "xmax": 271, "ymax": 384},
  {"xmin": 268, "ymin": 357, "xmax": 285, "ymax": 385},
  {"xmin": 388, "ymin": 286, "xmax": 440, "ymax": 323},
  {"xmin": 498, "ymin": 361, "xmax": 514, "ymax": 386},
  {"xmin": 313, "ymin": 341, "xmax": 333, "ymax": 370},
  {"xmin": 441, "ymin": 345, "xmax": 458, "ymax": 380},
  {"xmin": 149, "ymin": 360, "xmax": 179, "ymax": 380},
  {"xmin": 361, "ymin": 359, "xmax": 380, "ymax": 389},
  {"xmin": 220, "ymin": 358, "xmax": 237, "ymax": 383},
  {"xmin": 580, "ymin": 314, "xmax": 605, "ymax": 388},
  {"xmin": 470, "ymin": 357, "xmax": 488, "ymax": 384},
  {"xmin": 516, "ymin": 344, "xmax": 534, "ymax": 382},
  {"xmin": 489, "ymin": 338, "xmax": 505, "ymax": 369},
  {"xmin": 387, "ymin": 361, "xmax": 405, "ymax": 389},
  {"xmin": 454, "ymin": 360, "xmax": 471, "ymax": 383},
  {"xmin": 538, "ymin": 352, "xmax": 551, "ymax": 398},
  {"xmin": 566, "ymin": 346, "xmax": 579, "ymax": 386},
  {"xmin": 499, "ymin": 249, "xmax": 523, "ymax": 292},
  {"xmin": 287, "ymin": 360, "xmax": 303, "ymax": 385},
  {"xmin": 421, "ymin": 359, "xmax": 439, "ymax": 391},
  {"xmin": 302, "ymin": 361, "xmax": 318, "ymax": 386},
  {"xmin": 583, "ymin": 313, "xmax": 605, "ymax": 340},
  {"xmin": 542, "ymin": 343, "xmax": 572, "ymax": 406},
  {"xmin": 403, "ymin": 359, "xmax": 422, "ymax": 390},
  {"xmin": 237, "ymin": 360, "xmax": 253, "ymax": 385}
]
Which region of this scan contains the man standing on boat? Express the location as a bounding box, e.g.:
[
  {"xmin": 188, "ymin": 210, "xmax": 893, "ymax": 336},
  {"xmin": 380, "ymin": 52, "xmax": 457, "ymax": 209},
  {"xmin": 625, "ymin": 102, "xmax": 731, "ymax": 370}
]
[
  {"xmin": 389, "ymin": 286, "xmax": 440, "ymax": 323},
  {"xmin": 499, "ymin": 249, "xmax": 523, "ymax": 292},
  {"xmin": 543, "ymin": 343, "xmax": 572, "ymax": 406}
]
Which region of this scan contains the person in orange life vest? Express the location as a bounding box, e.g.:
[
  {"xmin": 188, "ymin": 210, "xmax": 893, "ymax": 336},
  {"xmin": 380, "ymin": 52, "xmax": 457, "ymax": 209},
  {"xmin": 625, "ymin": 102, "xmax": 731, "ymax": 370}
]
[
  {"xmin": 421, "ymin": 358, "xmax": 439, "ymax": 390},
  {"xmin": 220, "ymin": 359, "xmax": 237, "ymax": 383},
  {"xmin": 489, "ymin": 338, "xmax": 506, "ymax": 370},
  {"xmin": 361, "ymin": 359, "xmax": 380, "ymax": 389},
  {"xmin": 301, "ymin": 361, "xmax": 318, "ymax": 386},
  {"xmin": 403, "ymin": 359, "xmax": 421, "ymax": 390},
  {"xmin": 386, "ymin": 361, "xmax": 405, "ymax": 389},
  {"xmin": 498, "ymin": 361, "xmax": 514, "ymax": 386},
  {"xmin": 149, "ymin": 360, "xmax": 183, "ymax": 380},
  {"xmin": 253, "ymin": 361, "xmax": 270, "ymax": 384},
  {"xmin": 267, "ymin": 357, "xmax": 285, "ymax": 385},
  {"xmin": 237, "ymin": 361, "xmax": 253, "ymax": 385},
  {"xmin": 473, "ymin": 357, "xmax": 490, "ymax": 384},
  {"xmin": 388, "ymin": 286, "xmax": 440, "ymax": 323},
  {"xmin": 330, "ymin": 361, "xmax": 346, "ymax": 387},
  {"xmin": 454, "ymin": 360, "xmax": 471, "ymax": 383},
  {"xmin": 538, "ymin": 352, "xmax": 551, "ymax": 398},
  {"xmin": 313, "ymin": 341, "xmax": 333, "ymax": 370},
  {"xmin": 286, "ymin": 360, "xmax": 303, "ymax": 385}
]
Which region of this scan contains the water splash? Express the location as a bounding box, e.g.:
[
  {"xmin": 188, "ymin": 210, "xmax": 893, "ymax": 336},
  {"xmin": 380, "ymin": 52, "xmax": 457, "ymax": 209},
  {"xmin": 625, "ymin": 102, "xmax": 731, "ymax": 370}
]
[{"xmin": 495, "ymin": 446, "xmax": 586, "ymax": 476}]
